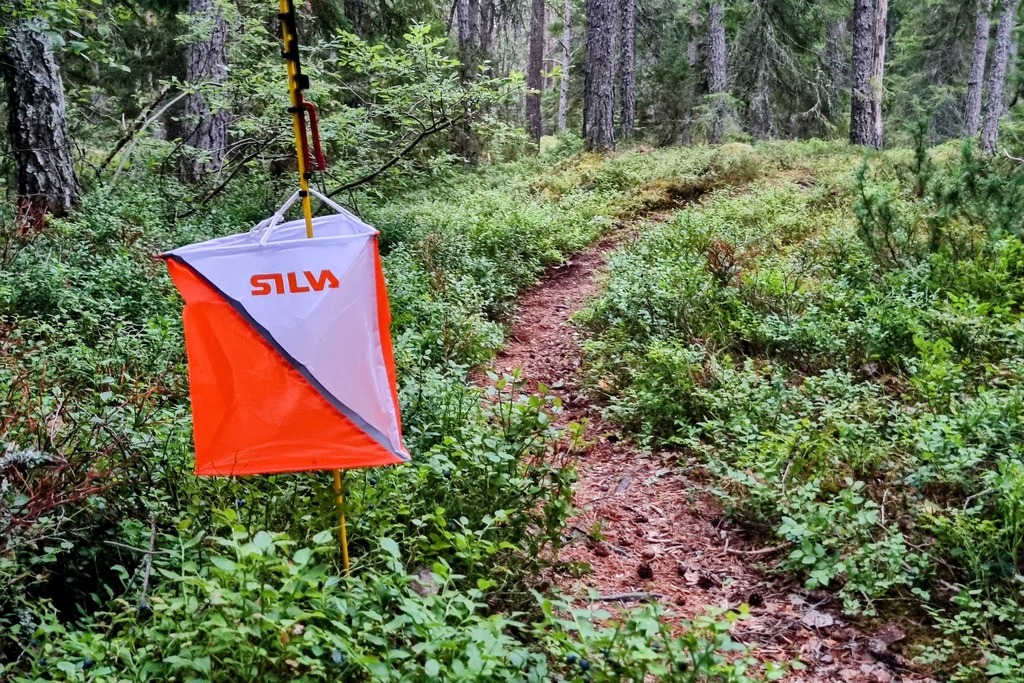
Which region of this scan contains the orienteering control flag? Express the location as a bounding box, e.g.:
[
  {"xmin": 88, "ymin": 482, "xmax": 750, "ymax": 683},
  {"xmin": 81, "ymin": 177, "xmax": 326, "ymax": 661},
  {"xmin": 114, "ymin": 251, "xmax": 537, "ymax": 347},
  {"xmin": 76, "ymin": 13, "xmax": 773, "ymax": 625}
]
[{"xmin": 163, "ymin": 204, "xmax": 408, "ymax": 476}]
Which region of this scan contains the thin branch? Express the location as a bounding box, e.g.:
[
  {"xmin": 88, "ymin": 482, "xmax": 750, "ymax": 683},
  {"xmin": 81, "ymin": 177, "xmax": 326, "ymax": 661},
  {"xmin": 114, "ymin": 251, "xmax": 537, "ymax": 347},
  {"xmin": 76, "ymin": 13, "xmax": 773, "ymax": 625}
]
[
  {"xmin": 178, "ymin": 136, "xmax": 285, "ymax": 219},
  {"xmin": 110, "ymin": 89, "xmax": 191, "ymax": 187},
  {"xmin": 97, "ymin": 85, "xmax": 171, "ymax": 176},
  {"xmin": 326, "ymin": 115, "xmax": 464, "ymax": 198}
]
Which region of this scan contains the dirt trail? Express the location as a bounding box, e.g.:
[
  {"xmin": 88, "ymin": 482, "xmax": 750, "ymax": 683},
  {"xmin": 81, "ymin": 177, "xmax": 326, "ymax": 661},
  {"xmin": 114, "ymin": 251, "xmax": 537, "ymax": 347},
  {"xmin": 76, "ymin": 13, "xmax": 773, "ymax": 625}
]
[{"xmin": 492, "ymin": 232, "xmax": 933, "ymax": 683}]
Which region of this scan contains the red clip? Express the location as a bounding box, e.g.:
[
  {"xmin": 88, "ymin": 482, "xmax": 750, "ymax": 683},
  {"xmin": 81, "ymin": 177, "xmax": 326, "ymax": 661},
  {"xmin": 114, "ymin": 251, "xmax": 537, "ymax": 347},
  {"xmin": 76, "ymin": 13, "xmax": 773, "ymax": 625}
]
[{"xmin": 300, "ymin": 102, "xmax": 327, "ymax": 171}]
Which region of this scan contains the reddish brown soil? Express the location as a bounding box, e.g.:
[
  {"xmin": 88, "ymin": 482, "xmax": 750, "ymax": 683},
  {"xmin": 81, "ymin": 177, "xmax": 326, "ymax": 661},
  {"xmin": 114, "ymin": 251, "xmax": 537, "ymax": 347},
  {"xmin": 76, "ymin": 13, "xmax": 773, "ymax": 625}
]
[{"xmin": 490, "ymin": 233, "xmax": 935, "ymax": 683}]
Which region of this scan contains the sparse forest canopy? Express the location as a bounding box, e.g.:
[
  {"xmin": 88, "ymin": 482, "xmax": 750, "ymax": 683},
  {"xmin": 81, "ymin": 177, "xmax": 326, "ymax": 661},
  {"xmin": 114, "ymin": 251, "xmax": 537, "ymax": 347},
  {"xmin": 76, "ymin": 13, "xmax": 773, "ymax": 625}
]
[{"xmin": 2, "ymin": 0, "xmax": 1024, "ymax": 680}]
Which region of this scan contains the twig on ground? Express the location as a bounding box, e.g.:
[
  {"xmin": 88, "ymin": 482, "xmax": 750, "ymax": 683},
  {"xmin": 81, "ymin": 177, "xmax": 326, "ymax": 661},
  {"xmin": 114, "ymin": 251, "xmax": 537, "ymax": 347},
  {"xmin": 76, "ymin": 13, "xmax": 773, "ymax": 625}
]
[
  {"xmin": 593, "ymin": 592, "xmax": 665, "ymax": 602},
  {"xmin": 724, "ymin": 544, "xmax": 790, "ymax": 557}
]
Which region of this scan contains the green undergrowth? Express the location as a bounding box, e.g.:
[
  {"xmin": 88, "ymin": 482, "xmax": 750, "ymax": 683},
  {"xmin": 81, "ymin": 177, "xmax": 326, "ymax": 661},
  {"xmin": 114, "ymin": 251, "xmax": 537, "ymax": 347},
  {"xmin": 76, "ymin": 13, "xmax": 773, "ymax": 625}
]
[
  {"xmin": 579, "ymin": 137, "xmax": 1024, "ymax": 680},
  {"xmin": 0, "ymin": 140, "xmax": 787, "ymax": 681}
]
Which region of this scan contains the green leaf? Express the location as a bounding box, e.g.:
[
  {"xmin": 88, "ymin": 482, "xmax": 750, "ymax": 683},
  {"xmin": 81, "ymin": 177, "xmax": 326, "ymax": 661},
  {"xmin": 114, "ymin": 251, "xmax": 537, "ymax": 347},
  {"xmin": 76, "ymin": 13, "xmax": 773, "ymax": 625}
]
[
  {"xmin": 210, "ymin": 556, "xmax": 236, "ymax": 572},
  {"xmin": 293, "ymin": 547, "xmax": 313, "ymax": 566},
  {"xmin": 379, "ymin": 537, "xmax": 400, "ymax": 558},
  {"xmin": 252, "ymin": 531, "xmax": 275, "ymax": 551}
]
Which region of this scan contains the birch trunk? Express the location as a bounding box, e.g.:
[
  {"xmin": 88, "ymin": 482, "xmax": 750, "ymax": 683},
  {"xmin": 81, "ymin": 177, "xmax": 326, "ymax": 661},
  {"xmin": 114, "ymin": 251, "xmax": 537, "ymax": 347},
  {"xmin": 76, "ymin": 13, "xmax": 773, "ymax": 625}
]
[
  {"xmin": 1, "ymin": 18, "xmax": 80, "ymax": 223},
  {"xmin": 964, "ymin": 0, "xmax": 992, "ymax": 136},
  {"xmin": 619, "ymin": 0, "xmax": 637, "ymax": 138},
  {"xmin": 850, "ymin": 0, "xmax": 874, "ymax": 146},
  {"xmin": 981, "ymin": 0, "xmax": 1022, "ymax": 154},
  {"xmin": 583, "ymin": 0, "xmax": 616, "ymax": 150}
]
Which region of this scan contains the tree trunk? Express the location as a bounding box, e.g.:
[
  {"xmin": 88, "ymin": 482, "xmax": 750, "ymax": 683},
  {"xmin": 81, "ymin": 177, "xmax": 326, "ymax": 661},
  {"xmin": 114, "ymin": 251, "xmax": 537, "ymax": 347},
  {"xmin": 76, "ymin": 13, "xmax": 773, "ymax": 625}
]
[
  {"xmin": 1, "ymin": 18, "xmax": 79, "ymax": 225},
  {"xmin": 870, "ymin": 0, "xmax": 888, "ymax": 148},
  {"xmin": 850, "ymin": 0, "xmax": 874, "ymax": 146},
  {"xmin": 750, "ymin": 65, "xmax": 773, "ymax": 139},
  {"xmin": 468, "ymin": 0, "xmax": 481, "ymax": 52},
  {"xmin": 707, "ymin": 0, "xmax": 728, "ymax": 144},
  {"xmin": 682, "ymin": 6, "xmax": 701, "ymax": 144},
  {"xmin": 619, "ymin": 0, "xmax": 636, "ymax": 138},
  {"xmin": 558, "ymin": 0, "xmax": 572, "ymax": 131},
  {"xmin": 981, "ymin": 0, "xmax": 1021, "ymax": 154},
  {"xmin": 526, "ymin": 0, "xmax": 545, "ymax": 143},
  {"xmin": 964, "ymin": 0, "xmax": 993, "ymax": 136},
  {"xmin": 343, "ymin": 0, "xmax": 368, "ymax": 36},
  {"xmin": 179, "ymin": 0, "xmax": 229, "ymax": 182},
  {"xmin": 583, "ymin": 0, "xmax": 616, "ymax": 150},
  {"xmin": 454, "ymin": 0, "xmax": 482, "ymax": 161},
  {"xmin": 480, "ymin": 0, "xmax": 494, "ymax": 59},
  {"xmin": 822, "ymin": 18, "xmax": 848, "ymax": 124},
  {"xmin": 457, "ymin": 0, "xmax": 471, "ymax": 48}
]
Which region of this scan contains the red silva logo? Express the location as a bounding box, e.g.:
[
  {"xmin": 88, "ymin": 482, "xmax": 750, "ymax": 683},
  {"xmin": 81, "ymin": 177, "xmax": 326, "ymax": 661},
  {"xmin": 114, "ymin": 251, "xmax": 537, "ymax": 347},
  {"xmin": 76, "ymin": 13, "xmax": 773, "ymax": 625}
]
[{"xmin": 250, "ymin": 270, "xmax": 339, "ymax": 296}]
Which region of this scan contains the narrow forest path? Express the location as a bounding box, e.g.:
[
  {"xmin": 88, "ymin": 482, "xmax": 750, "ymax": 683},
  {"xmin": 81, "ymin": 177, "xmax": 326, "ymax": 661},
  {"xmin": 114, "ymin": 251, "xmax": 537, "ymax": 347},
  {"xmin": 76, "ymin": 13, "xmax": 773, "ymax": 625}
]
[{"xmin": 490, "ymin": 227, "xmax": 934, "ymax": 683}]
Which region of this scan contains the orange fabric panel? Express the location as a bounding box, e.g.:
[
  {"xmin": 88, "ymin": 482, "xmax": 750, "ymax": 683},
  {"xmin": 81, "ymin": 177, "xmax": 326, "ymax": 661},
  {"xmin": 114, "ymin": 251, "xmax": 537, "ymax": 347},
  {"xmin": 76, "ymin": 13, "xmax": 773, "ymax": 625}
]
[
  {"xmin": 372, "ymin": 235, "xmax": 404, "ymax": 438},
  {"xmin": 166, "ymin": 258, "xmax": 405, "ymax": 476}
]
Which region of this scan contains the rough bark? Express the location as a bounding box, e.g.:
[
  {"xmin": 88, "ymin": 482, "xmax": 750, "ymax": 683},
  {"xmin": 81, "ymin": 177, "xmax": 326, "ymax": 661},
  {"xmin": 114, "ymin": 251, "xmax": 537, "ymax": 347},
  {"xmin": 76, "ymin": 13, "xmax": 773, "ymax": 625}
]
[
  {"xmin": 583, "ymin": 0, "xmax": 616, "ymax": 150},
  {"xmin": 454, "ymin": 0, "xmax": 482, "ymax": 161},
  {"xmin": 619, "ymin": 0, "xmax": 636, "ymax": 138},
  {"xmin": 870, "ymin": 0, "xmax": 888, "ymax": 148},
  {"xmin": 457, "ymin": 0, "xmax": 471, "ymax": 48},
  {"xmin": 822, "ymin": 18, "xmax": 848, "ymax": 123},
  {"xmin": 707, "ymin": 0, "xmax": 728, "ymax": 144},
  {"xmin": 526, "ymin": 0, "xmax": 545, "ymax": 142},
  {"xmin": 468, "ymin": 0, "xmax": 481, "ymax": 52},
  {"xmin": 343, "ymin": 0, "xmax": 368, "ymax": 36},
  {"xmin": 964, "ymin": 0, "xmax": 992, "ymax": 136},
  {"xmin": 682, "ymin": 6, "xmax": 701, "ymax": 144},
  {"xmin": 981, "ymin": 0, "xmax": 1022, "ymax": 154},
  {"xmin": 1, "ymin": 19, "xmax": 79, "ymax": 223},
  {"xmin": 850, "ymin": 0, "xmax": 875, "ymax": 146},
  {"xmin": 179, "ymin": 0, "xmax": 229, "ymax": 182},
  {"xmin": 480, "ymin": 0, "xmax": 494, "ymax": 59},
  {"xmin": 750, "ymin": 66, "xmax": 773, "ymax": 139},
  {"xmin": 558, "ymin": 0, "xmax": 572, "ymax": 131}
]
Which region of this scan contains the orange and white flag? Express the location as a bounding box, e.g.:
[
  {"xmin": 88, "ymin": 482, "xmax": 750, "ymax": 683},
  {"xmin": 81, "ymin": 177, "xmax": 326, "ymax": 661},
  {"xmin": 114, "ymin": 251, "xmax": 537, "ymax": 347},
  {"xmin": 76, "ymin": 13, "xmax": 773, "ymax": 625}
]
[{"xmin": 163, "ymin": 197, "xmax": 408, "ymax": 476}]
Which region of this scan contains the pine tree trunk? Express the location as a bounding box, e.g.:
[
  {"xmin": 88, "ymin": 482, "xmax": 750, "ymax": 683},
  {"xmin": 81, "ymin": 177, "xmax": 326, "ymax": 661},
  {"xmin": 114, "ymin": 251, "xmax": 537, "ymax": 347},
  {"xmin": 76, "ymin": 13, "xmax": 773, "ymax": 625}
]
[
  {"xmin": 823, "ymin": 18, "xmax": 848, "ymax": 124},
  {"xmin": 619, "ymin": 0, "xmax": 636, "ymax": 138},
  {"xmin": 480, "ymin": 0, "xmax": 494, "ymax": 59},
  {"xmin": 870, "ymin": 0, "xmax": 888, "ymax": 148},
  {"xmin": 981, "ymin": 0, "xmax": 1021, "ymax": 154},
  {"xmin": 454, "ymin": 0, "xmax": 482, "ymax": 161},
  {"xmin": 750, "ymin": 66, "xmax": 772, "ymax": 139},
  {"xmin": 1, "ymin": 18, "xmax": 79, "ymax": 224},
  {"xmin": 457, "ymin": 0, "xmax": 471, "ymax": 48},
  {"xmin": 583, "ymin": 0, "xmax": 616, "ymax": 150},
  {"xmin": 179, "ymin": 0, "xmax": 229, "ymax": 182},
  {"xmin": 468, "ymin": 0, "xmax": 481, "ymax": 52},
  {"xmin": 682, "ymin": 7, "xmax": 701, "ymax": 144},
  {"xmin": 850, "ymin": 0, "xmax": 874, "ymax": 146},
  {"xmin": 526, "ymin": 0, "xmax": 545, "ymax": 143},
  {"xmin": 558, "ymin": 0, "xmax": 572, "ymax": 131},
  {"xmin": 707, "ymin": 0, "xmax": 728, "ymax": 144},
  {"xmin": 344, "ymin": 0, "xmax": 368, "ymax": 35},
  {"xmin": 964, "ymin": 0, "xmax": 992, "ymax": 136}
]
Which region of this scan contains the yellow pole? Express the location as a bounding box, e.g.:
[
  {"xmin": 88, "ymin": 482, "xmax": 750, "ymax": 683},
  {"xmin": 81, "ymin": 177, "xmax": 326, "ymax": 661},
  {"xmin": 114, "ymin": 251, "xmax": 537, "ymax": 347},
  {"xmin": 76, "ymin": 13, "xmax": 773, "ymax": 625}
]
[
  {"xmin": 279, "ymin": 0, "xmax": 349, "ymax": 571},
  {"xmin": 333, "ymin": 470, "xmax": 350, "ymax": 573},
  {"xmin": 278, "ymin": 0, "xmax": 315, "ymax": 238}
]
